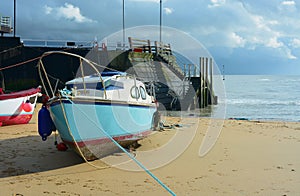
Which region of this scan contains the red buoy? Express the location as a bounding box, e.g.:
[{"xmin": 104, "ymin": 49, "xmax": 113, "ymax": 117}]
[
  {"xmin": 56, "ymin": 142, "xmax": 68, "ymax": 151},
  {"xmin": 22, "ymin": 100, "xmax": 32, "ymax": 112}
]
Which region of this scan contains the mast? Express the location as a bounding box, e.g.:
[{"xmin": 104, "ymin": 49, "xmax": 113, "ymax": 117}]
[
  {"xmin": 122, "ymin": 0, "xmax": 125, "ymax": 48},
  {"xmin": 222, "ymin": 64, "xmax": 225, "ymax": 80},
  {"xmin": 14, "ymin": 0, "xmax": 16, "ymax": 37}
]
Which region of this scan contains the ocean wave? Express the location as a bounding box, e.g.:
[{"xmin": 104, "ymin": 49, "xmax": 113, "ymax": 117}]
[
  {"xmin": 258, "ymin": 78, "xmax": 271, "ymax": 81},
  {"xmin": 224, "ymin": 75, "xmax": 300, "ymax": 121},
  {"xmin": 225, "ymin": 98, "xmax": 300, "ymax": 106}
]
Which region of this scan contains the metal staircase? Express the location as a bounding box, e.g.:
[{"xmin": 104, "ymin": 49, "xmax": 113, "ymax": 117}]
[
  {"xmin": 127, "ymin": 37, "xmax": 195, "ymax": 110},
  {"xmin": 101, "ymin": 37, "xmax": 216, "ymax": 110}
]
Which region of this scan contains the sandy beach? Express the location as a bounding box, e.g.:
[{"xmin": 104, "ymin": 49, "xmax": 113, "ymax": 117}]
[{"xmin": 1, "ymin": 105, "xmax": 299, "ymax": 195}]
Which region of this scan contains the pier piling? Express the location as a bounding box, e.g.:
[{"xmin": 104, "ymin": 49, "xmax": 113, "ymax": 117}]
[{"xmin": 198, "ymin": 56, "xmax": 215, "ymax": 108}]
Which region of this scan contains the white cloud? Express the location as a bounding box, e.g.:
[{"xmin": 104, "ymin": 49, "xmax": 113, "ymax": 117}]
[
  {"xmin": 44, "ymin": 5, "xmax": 52, "ymax": 15},
  {"xmin": 245, "ymin": 14, "xmax": 284, "ymax": 48},
  {"xmin": 290, "ymin": 38, "xmax": 300, "ymax": 48},
  {"xmin": 252, "ymin": 15, "xmax": 269, "ymax": 30},
  {"xmin": 281, "ymin": 1, "xmax": 296, "ymax": 6},
  {"xmin": 268, "ymin": 20, "xmax": 279, "ymax": 25},
  {"xmin": 283, "ymin": 47, "xmax": 297, "ymax": 59},
  {"xmin": 164, "ymin": 7, "xmax": 174, "ymax": 15},
  {"xmin": 45, "ymin": 3, "xmax": 96, "ymax": 23},
  {"xmin": 266, "ymin": 37, "xmax": 283, "ymax": 48},
  {"xmin": 279, "ymin": 0, "xmax": 297, "ymax": 12},
  {"xmin": 197, "ymin": 0, "xmax": 297, "ymax": 61},
  {"xmin": 287, "ymin": 51, "xmax": 297, "ymax": 59},
  {"xmin": 208, "ymin": 0, "xmax": 226, "ymax": 8},
  {"xmin": 229, "ymin": 32, "xmax": 246, "ymax": 47}
]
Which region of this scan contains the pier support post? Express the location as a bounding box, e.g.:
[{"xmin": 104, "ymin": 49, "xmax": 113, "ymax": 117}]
[
  {"xmin": 205, "ymin": 57, "xmax": 208, "ymax": 107},
  {"xmin": 210, "ymin": 57, "xmax": 213, "ymax": 105},
  {"xmin": 200, "ymin": 57, "xmax": 204, "ymax": 108}
]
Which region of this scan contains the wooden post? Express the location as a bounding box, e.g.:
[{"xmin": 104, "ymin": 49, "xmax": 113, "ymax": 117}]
[
  {"xmin": 168, "ymin": 43, "xmax": 172, "ymax": 55},
  {"xmin": 128, "ymin": 37, "xmax": 133, "ymax": 49},
  {"xmin": 199, "ymin": 58, "xmax": 202, "ymax": 77},
  {"xmin": 205, "ymin": 57, "xmax": 209, "ymax": 107},
  {"xmin": 210, "ymin": 58, "xmax": 213, "ymax": 105},
  {"xmin": 147, "ymin": 39, "xmax": 151, "ymax": 53},
  {"xmin": 188, "ymin": 64, "xmax": 191, "ymax": 79},
  {"xmin": 200, "ymin": 57, "xmax": 204, "ymax": 108},
  {"xmin": 154, "ymin": 41, "xmax": 158, "ymax": 55},
  {"xmin": 184, "ymin": 64, "xmax": 186, "ymax": 77}
]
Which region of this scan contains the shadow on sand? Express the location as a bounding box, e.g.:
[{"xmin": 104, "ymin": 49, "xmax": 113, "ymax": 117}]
[{"xmin": 0, "ymin": 134, "xmax": 83, "ymax": 178}]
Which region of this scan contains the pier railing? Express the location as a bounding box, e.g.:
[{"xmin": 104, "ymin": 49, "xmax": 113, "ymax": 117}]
[
  {"xmin": 128, "ymin": 37, "xmax": 152, "ymax": 53},
  {"xmin": 21, "ymin": 39, "xmax": 93, "ymax": 48}
]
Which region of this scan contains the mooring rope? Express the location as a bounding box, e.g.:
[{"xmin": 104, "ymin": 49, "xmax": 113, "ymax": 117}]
[
  {"xmin": 57, "ymin": 93, "xmax": 141, "ymax": 170},
  {"xmin": 0, "ymin": 56, "xmax": 41, "ymax": 71},
  {"xmin": 59, "ymin": 91, "xmax": 176, "ymax": 195},
  {"xmin": 57, "ymin": 94, "xmax": 110, "ymax": 170},
  {"xmin": 0, "ymin": 47, "xmax": 74, "ymax": 72}
]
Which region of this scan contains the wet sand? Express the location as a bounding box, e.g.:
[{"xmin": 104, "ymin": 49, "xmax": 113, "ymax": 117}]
[{"xmin": 0, "ymin": 105, "xmax": 299, "ymax": 195}]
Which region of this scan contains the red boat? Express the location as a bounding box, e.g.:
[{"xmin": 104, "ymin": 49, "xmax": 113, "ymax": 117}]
[{"xmin": 0, "ymin": 87, "xmax": 41, "ymax": 126}]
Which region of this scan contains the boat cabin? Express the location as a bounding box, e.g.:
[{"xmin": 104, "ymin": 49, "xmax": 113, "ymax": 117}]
[{"xmin": 65, "ymin": 72, "xmax": 154, "ymax": 104}]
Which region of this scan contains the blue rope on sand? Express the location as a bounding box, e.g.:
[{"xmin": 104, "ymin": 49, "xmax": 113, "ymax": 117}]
[{"xmin": 60, "ymin": 92, "xmax": 176, "ymax": 195}]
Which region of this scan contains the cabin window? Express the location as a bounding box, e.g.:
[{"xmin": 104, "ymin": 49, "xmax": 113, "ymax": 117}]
[
  {"xmin": 140, "ymin": 86, "xmax": 146, "ymax": 100},
  {"xmin": 130, "ymin": 86, "xmax": 140, "ymax": 99}
]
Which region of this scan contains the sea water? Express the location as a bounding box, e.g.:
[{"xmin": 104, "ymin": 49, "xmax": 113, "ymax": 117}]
[{"xmin": 224, "ymin": 75, "xmax": 300, "ymax": 122}]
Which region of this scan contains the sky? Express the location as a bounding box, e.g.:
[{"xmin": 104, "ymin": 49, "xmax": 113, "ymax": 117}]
[{"xmin": 1, "ymin": 0, "xmax": 300, "ymax": 75}]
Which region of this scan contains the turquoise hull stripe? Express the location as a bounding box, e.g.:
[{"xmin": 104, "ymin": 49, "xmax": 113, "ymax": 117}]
[
  {"xmin": 0, "ymin": 111, "xmax": 34, "ymax": 116},
  {"xmin": 50, "ymin": 102, "xmax": 156, "ymax": 142}
]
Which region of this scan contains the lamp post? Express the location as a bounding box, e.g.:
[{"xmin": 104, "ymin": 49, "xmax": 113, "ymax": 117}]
[
  {"xmin": 14, "ymin": 0, "xmax": 16, "ymax": 37},
  {"xmin": 160, "ymin": 0, "xmax": 162, "ymax": 43},
  {"xmin": 122, "ymin": 0, "xmax": 125, "ymax": 48}
]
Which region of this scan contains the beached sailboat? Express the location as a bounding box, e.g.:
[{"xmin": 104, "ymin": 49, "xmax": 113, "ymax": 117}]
[
  {"xmin": 37, "ymin": 51, "xmax": 158, "ymax": 160},
  {"xmin": 0, "ymin": 87, "xmax": 41, "ymax": 126}
]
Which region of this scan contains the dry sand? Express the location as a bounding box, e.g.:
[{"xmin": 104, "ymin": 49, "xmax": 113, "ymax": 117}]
[{"xmin": 0, "ymin": 105, "xmax": 300, "ymax": 195}]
